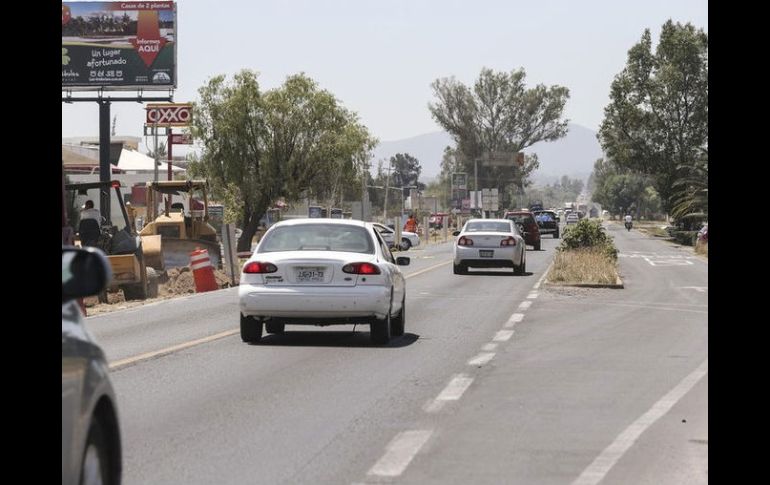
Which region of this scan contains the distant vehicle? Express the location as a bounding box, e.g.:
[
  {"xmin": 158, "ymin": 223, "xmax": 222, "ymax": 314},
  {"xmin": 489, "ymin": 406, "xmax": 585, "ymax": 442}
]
[
  {"xmin": 532, "ymin": 210, "xmax": 560, "ymax": 239},
  {"xmin": 503, "ymin": 210, "xmax": 541, "ymax": 250},
  {"xmin": 565, "ymin": 212, "xmax": 580, "ymax": 225},
  {"xmin": 238, "ymin": 219, "xmax": 410, "ymax": 345},
  {"xmin": 62, "ymin": 246, "xmax": 122, "ymax": 485},
  {"xmin": 697, "ymin": 224, "xmax": 708, "ymax": 243},
  {"xmin": 372, "ymin": 222, "xmax": 420, "ymax": 250},
  {"xmin": 429, "ymin": 212, "xmax": 452, "ymax": 229},
  {"xmin": 452, "ymin": 218, "xmax": 526, "ymax": 275}
]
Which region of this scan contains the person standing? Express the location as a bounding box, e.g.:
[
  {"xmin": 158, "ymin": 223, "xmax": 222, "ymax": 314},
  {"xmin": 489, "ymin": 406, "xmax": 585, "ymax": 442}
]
[{"xmin": 404, "ymin": 213, "xmax": 418, "ymax": 233}]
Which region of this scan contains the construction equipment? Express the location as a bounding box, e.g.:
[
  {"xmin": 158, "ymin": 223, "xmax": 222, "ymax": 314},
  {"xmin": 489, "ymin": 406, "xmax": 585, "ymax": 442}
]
[
  {"xmin": 140, "ymin": 180, "xmax": 222, "ymax": 269},
  {"xmin": 65, "ymin": 180, "xmax": 162, "ymax": 300}
]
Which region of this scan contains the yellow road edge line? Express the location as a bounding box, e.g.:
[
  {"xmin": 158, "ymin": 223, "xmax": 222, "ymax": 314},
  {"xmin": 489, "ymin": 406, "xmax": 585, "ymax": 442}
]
[{"xmin": 109, "ymin": 329, "xmax": 239, "ymax": 370}]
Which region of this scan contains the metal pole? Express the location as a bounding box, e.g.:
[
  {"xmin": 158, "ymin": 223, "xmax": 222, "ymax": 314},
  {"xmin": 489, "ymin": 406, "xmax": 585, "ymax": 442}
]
[
  {"xmin": 165, "ymin": 128, "xmax": 173, "ymax": 214},
  {"xmin": 98, "ymin": 100, "xmax": 111, "ymax": 224},
  {"xmin": 153, "ymin": 124, "xmax": 159, "ymax": 182},
  {"xmin": 474, "ymin": 158, "xmax": 479, "ymax": 217},
  {"xmin": 383, "ymin": 160, "xmax": 391, "ymax": 221}
]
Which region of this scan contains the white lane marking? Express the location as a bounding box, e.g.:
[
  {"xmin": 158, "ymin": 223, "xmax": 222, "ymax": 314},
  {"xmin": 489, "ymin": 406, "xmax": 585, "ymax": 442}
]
[
  {"xmin": 109, "ymin": 329, "xmax": 239, "ymax": 370},
  {"xmin": 493, "ymin": 330, "xmax": 514, "ymax": 342},
  {"xmin": 527, "ymin": 292, "xmax": 539, "ymax": 299},
  {"xmin": 424, "ymin": 374, "xmax": 475, "ymax": 412},
  {"xmin": 518, "ymin": 300, "xmax": 532, "ymax": 311},
  {"xmin": 508, "ymin": 313, "xmax": 525, "ymax": 324},
  {"xmin": 468, "ymin": 352, "xmax": 496, "ymax": 366},
  {"xmin": 680, "ymin": 286, "xmax": 708, "ymax": 293},
  {"xmin": 482, "ymin": 343, "xmax": 498, "ymax": 351},
  {"xmin": 534, "ymin": 261, "xmax": 552, "ymax": 289},
  {"xmin": 367, "ymin": 430, "xmax": 433, "ymax": 477},
  {"xmin": 572, "ymin": 359, "xmax": 708, "ymax": 485}
]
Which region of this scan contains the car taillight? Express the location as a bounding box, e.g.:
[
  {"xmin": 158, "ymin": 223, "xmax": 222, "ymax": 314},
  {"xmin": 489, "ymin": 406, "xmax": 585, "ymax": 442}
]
[
  {"xmin": 243, "ymin": 261, "xmax": 278, "ymax": 273},
  {"xmin": 458, "ymin": 236, "xmax": 474, "ymax": 246},
  {"xmin": 342, "ymin": 262, "xmax": 381, "ymax": 275},
  {"xmin": 500, "ymin": 236, "xmax": 516, "ymax": 246}
]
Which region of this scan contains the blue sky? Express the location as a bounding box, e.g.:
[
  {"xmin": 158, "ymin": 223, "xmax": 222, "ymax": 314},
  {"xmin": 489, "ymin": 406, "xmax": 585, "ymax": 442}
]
[{"xmin": 62, "ymin": 0, "xmax": 708, "ymax": 149}]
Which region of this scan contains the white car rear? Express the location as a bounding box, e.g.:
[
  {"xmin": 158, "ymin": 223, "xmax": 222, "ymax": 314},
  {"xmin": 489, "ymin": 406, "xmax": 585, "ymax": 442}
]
[
  {"xmin": 452, "ymin": 219, "xmax": 526, "ymax": 275},
  {"xmin": 239, "ymin": 219, "xmax": 410, "ymax": 344}
]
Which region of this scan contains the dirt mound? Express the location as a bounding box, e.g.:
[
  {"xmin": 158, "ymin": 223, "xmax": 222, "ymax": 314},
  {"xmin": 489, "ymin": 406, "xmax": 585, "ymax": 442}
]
[{"xmin": 159, "ymin": 267, "xmax": 235, "ymax": 296}]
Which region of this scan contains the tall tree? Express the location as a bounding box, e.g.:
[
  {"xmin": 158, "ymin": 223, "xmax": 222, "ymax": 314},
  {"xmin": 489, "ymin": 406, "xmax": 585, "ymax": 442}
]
[
  {"xmin": 190, "ymin": 70, "xmax": 376, "ymax": 251},
  {"xmin": 598, "ymin": 20, "xmax": 708, "ymax": 214},
  {"xmin": 429, "ymin": 67, "xmax": 569, "ymax": 208}
]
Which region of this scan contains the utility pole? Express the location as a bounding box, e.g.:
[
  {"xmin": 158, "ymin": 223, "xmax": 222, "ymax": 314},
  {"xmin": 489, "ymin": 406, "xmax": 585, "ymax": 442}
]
[{"xmin": 382, "ymin": 159, "xmax": 393, "ymax": 220}]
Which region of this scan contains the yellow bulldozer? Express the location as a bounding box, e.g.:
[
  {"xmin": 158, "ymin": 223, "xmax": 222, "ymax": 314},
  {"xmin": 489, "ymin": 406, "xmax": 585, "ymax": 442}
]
[
  {"xmin": 65, "ymin": 180, "xmax": 163, "ymax": 300},
  {"xmin": 139, "ymin": 180, "xmax": 222, "ymax": 269}
]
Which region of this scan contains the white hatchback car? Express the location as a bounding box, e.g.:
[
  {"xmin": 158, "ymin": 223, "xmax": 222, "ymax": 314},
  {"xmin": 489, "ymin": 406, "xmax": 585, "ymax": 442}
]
[
  {"xmin": 239, "ymin": 219, "xmax": 410, "ymax": 344},
  {"xmin": 372, "ymin": 223, "xmax": 420, "ymax": 250},
  {"xmin": 452, "ymin": 218, "xmax": 526, "ymax": 275}
]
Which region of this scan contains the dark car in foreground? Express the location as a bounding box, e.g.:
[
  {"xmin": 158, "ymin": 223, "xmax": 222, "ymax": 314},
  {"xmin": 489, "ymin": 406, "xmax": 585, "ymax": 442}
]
[
  {"xmin": 63, "ymin": 246, "xmax": 122, "ymax": 485},
  {"xmin": 532, "ymin": 210, "xmax": 560, "ymax": 239},
  {"xmin": 503, "ymin": 210, "xmax": 541, "ymax": 250}
]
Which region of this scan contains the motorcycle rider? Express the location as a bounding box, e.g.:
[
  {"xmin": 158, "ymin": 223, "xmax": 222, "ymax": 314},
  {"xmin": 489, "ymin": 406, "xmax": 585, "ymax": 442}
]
[{"xmin": 624, "ymin": 213, "xmax": 633, "ymax": 231}]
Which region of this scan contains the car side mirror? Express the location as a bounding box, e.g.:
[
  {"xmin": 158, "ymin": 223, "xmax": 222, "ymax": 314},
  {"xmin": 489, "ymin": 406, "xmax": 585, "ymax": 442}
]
[
  {"xmin": 452, "ymin": 230, "xmax": 460, "ymax": 237},
  {"xmin": 62, "ymin": 246, "xmax": 112, "ymax": 302},
  {"xmin": 396, "ymin": 256, "xmax": 410, "ymax": 266}
]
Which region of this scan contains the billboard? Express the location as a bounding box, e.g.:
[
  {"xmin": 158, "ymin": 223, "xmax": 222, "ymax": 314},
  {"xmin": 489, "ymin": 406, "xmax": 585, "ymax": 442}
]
[{"xmin": 62, "ymin": 2, "xmax": 177, "ymax": 90}]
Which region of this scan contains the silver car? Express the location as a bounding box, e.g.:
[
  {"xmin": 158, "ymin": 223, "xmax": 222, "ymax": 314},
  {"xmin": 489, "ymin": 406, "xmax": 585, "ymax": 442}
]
[
  {"xmin": 62, "ymin": 246, "xmax": 122, "ymax": 485},
  {"xmin": 452, "ymin": 218, "xmax": 527, "ymax": 275},
  {"xmin": 239, "ymin": 219, "xmax": 410, "ymax": 345}
]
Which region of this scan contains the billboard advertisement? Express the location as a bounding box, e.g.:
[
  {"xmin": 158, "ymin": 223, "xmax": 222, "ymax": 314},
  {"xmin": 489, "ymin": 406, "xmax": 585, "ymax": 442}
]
[{"xmin": 62, "ymin": 2, "xmax": 177, "ymax": 89}]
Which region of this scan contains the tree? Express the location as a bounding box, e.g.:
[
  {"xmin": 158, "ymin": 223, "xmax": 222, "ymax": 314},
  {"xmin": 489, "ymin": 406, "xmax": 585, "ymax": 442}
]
[
  {"xmin": 428, "ymin": 67, "xmax": 570, "ymax": 209},
  {"xmin": 190, "ymin": 70, "xmax": 376, "ymax": 251},
  {"xmin": 598, "ymin": 20, "xmax": 708, "ymax": 214}
]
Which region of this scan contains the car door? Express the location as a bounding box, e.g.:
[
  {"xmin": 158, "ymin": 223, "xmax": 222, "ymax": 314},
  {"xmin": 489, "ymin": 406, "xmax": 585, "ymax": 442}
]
[{"xmin": 62, "ymin": 300, "xmax": 87, "ymax": 482}]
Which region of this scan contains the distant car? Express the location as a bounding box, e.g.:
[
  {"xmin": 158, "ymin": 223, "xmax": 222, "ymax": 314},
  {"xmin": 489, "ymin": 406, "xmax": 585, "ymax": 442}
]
[
  {"xmin": 62, "ymin": 246, "xmax": 122, "ymax": 485},
  {"xmin": 565, "ymin": 212, "xmax": 580, "ymax": 225},
  {"xmin": 452, "ymin": 218, "xmax": 526, "ymax": 275},
  {"xmin": 503, "ymin": 210, "xmax": 541, "ymax": 250},
  {"xmin": 532, "ymin": 210, "xmax": 560, "ymax": 239},
  {"xmin": 372, "ymin": 222, "xmax": 420, "ymax": 250},
  {"xmin": 238, "ymin": 219, "xmax": 410, "ymax": 344}
]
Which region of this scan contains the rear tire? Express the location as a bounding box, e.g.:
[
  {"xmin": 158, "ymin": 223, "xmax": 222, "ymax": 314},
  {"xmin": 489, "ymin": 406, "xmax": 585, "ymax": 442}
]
[
  {"xmin": 554, "ymin": 231, "xmax": 559, "ymax": 239},
  {"xmin": 400, "ymin": 238, "xmax": 412, "ymax": 251},
  {"xmin": 265, "ymin": 322, "xmax": 285, "ymax": 334},
  {"xmin": 514, "ymin": 254, "xmax": 526, "ymax": 275},
  {"xmin": 240, "ymin": 313, "xmax": 263, "ymax": 343},
  {"xmin": 371, "ymin": 295, "xmax": 393, "ymax": 345},
  {"xmin": 534, "ymin": 241, "xmax": 541, "ymax": 251},
  {"xmin": 391, "ymin": 295, "xmax": 406, "ymax": 337}
]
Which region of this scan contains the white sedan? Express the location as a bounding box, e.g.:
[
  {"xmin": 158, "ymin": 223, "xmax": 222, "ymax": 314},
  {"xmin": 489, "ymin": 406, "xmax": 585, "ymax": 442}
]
[
  {"xmin": 372, "ymin": 223, "xmax": 420, "ymax": 250},
  {"xmin": 239, "ymin": 219, "xmax": 410, "ymax": 344},
  {"xmin": 452, "ymin": 218, "xmax": 526, "ymax": 275}
]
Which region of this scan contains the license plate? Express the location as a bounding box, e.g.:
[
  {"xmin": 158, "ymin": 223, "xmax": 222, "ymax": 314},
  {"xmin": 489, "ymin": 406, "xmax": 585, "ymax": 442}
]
[
  {"xmin": 479, "ymin": 250, "xmax": 494, "ymax": 258},
  {"xmin": 296, "ymin": 267, "xmax": 325, "ymax": 282}
]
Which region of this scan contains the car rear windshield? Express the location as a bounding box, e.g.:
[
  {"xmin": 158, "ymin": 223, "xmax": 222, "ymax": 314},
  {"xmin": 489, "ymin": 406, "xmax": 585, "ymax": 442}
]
[
  {"xmin": 258, "ymin": 224, "xmax": 374, "ymax": 254},
  {"xmin": 464, "ymin": 221, "xmax": 511, "ymax": 233},
  {"xmin": 506, "ymin": 214, "xmax": 534, "ymax": 224}
]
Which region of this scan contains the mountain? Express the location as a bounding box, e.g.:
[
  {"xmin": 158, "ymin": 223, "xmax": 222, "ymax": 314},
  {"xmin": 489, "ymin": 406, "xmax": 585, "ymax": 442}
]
[{"xmin": 370, "ymin": 123, "xmax": 603, "ymax": 185}]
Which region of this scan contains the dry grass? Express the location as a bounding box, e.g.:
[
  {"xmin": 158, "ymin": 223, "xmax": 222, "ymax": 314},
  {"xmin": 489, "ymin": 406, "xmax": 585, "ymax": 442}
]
[
  {"xmin": 695, "ymin": 241, "xmax": 708, "ymax": 257},
  {"xmin": 547, "ymin": 248, "xmax": 619, "ymax": 285},
  {"xmin": 632, "ymin": 220, "xmax": 671, "ymax": 238}
]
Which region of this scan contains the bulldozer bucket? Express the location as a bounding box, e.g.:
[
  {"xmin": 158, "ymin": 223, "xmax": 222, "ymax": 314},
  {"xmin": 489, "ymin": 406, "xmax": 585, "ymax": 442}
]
[
  {"xmin": 140, "ymin": 235, "xmax": 164, "ymax": 271},
  {"xmin": 161, "ymin": 238, "xmax": 222, "ymax": 269}
]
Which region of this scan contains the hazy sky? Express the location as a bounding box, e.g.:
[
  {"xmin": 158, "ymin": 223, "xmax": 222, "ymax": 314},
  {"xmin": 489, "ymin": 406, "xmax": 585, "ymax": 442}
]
[{"xmin": 61, "ymin": 0, "xmax": 707, "ymax": 149}]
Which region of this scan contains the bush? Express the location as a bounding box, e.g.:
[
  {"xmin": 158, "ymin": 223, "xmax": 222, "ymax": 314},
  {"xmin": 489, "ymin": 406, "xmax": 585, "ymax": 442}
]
[
  {"xmin": 559, "ymin": 219, "xmax": 618, "ymax": 260},
  {"xmin": 671, "ymin": 230, "xmax": 698, "ymax": 246}
]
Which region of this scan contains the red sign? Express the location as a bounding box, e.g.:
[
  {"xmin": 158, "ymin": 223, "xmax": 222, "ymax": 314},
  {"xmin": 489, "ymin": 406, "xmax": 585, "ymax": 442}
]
[
  {"xmin": 146, "ymin": 103, "xmax": 193, "ymax": 127},
  {"xmin": 171, "ymin": 133, "xmax": 193, "ymax": 145}
]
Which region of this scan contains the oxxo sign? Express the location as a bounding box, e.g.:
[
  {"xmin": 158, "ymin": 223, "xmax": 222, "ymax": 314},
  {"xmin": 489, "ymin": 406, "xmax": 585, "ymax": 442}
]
[{"xmin": 145, "ymin": 103, "xmax": 193, "ymax": 127}]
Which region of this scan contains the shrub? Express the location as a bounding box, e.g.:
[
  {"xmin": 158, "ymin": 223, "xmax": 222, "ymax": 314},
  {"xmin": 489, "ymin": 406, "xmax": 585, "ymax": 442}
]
[
  {"xmin": 671, "ymin": 230, "xmax": 698, "ymax": 246},
  {"xmin": 559, "ymin": 219, "xmax": 618, "ymax": 260}
]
